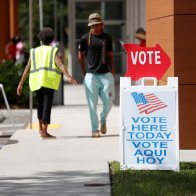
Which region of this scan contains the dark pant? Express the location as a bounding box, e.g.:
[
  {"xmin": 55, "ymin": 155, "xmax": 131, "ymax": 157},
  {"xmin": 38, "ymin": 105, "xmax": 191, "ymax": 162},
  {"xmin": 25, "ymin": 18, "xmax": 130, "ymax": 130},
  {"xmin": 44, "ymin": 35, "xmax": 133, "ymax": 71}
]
[{"xmin": 35, "ymin": 87, "xmax": 54, "ymax": 124}]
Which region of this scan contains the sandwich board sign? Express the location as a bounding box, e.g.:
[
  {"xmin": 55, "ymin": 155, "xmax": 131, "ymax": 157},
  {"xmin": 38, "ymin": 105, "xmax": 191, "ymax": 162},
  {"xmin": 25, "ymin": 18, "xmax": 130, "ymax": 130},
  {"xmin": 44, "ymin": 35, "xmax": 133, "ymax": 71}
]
[{"xmin": 120, "ymin": 77, "xmax": 179, "ymax": 171}]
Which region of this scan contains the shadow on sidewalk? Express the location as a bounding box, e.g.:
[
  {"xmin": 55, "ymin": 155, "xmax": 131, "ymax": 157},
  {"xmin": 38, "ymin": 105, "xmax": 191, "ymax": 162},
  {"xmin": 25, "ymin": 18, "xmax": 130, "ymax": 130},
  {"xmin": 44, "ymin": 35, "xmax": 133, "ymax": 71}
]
[
  {"xmin": 0, "ymin": 170, "xmax": 110, "ymax": 196},
  {"xmin": 57, "ymin": 134, "xmax": 119, "ymax": 140}
]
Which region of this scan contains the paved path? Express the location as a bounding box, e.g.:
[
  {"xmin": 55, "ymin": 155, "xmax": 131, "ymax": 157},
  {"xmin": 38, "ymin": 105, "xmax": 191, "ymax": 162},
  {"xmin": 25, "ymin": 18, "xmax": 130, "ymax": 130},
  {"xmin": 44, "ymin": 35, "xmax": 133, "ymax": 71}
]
[{"xmin": 0, "ymin": 104, "xmax": 120, "ymax": 196}]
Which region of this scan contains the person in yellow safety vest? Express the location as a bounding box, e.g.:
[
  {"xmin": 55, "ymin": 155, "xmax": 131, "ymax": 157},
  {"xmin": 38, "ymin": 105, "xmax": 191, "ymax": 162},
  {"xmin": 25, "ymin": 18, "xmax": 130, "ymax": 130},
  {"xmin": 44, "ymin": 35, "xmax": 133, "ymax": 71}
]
[{"xmin": 17, "ymin": 27, "xmax": 77, "ymax": 139}]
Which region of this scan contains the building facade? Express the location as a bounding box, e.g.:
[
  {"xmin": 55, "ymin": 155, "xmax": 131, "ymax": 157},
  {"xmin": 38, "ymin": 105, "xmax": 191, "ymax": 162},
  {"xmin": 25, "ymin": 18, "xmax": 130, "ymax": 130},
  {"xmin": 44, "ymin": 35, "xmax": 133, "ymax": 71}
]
[
  {"xmin": 0, "ymin": 0, "xmax": 19, "ymax": 62},
  {"xmin": 146, "ymin": 0, "xmax": 196, "ymax": 149}
]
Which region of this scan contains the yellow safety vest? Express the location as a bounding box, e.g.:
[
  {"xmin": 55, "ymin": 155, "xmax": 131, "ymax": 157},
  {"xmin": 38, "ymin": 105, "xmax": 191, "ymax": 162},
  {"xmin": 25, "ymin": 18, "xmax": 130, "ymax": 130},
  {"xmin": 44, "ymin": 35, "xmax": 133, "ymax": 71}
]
[{"xmin": 29, "ymin": 45, "xmax": 61, "ymax": 91}]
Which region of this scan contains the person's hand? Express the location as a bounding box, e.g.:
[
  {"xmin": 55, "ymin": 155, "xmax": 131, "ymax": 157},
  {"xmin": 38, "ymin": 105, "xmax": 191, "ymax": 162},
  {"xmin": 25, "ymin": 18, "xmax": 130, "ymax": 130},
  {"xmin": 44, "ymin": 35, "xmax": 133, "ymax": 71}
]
[
  {"xmin": 17, "ymin": 84, "xmax": 23, "ymax": 96},
  {"xmin": 67, "ymin": 76, "xmax": 77, "ymax": 85}
]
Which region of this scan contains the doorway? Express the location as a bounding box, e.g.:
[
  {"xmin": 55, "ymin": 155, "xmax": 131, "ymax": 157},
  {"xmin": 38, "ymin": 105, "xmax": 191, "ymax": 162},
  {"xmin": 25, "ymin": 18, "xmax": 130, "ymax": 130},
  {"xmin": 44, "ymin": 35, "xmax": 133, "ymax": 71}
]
[{"xmin": 68, "ymin": 0, "xmax": 126, "ymax": 83}]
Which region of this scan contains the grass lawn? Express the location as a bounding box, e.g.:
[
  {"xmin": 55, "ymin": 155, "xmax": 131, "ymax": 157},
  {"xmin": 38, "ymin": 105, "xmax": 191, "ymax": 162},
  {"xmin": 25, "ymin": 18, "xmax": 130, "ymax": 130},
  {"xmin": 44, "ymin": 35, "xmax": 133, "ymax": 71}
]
[{"xmin": 110, "ymin": 161, "xmax": 196, "ymax": 196}]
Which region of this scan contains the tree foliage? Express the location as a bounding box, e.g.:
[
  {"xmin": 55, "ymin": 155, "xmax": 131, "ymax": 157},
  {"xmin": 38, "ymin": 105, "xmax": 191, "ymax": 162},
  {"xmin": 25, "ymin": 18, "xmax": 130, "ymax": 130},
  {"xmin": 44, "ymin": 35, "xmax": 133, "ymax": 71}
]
[{"xmin": 0, "ymin": 61, "xmax": 31, "ymax": 108}]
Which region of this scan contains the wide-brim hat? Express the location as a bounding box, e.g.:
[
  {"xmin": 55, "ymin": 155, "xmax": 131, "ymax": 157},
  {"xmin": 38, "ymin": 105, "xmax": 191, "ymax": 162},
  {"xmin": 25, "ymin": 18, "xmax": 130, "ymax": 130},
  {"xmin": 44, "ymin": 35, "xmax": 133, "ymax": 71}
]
[
  {"xmin": 88, "ymin": 13, "xmax": 103, "ymax": 27},
  {"xmin": 135, "ymin": 28, "xmax": 146, "ymax": 40}
]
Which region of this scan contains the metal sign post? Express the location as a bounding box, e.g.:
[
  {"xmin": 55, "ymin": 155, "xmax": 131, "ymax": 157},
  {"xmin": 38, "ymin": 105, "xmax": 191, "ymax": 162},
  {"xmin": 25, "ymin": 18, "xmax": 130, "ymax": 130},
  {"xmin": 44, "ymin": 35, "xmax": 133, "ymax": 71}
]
[
  {"xmin": 120, "ymin": 77, "xmax": 179, "ymax": 171},
  {"xmin": 29, "ymin": 0, "xmax": 33, "ymax": 129}
]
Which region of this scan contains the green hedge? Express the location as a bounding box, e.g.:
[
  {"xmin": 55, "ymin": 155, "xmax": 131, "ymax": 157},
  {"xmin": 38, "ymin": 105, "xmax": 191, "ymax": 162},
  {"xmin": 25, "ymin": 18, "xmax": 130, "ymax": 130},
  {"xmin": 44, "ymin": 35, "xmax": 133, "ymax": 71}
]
[{"xmin": 0, "ymin": 60, "xmax": 32, "ymax": 108}]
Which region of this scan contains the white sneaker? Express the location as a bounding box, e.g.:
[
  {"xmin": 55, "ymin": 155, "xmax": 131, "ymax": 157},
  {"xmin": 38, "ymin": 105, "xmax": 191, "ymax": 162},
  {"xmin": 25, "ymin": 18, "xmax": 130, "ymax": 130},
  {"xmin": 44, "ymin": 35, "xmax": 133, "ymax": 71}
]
[{"xmin": 92, "ymin": 130, "xmax": 100, "ymax": 138}]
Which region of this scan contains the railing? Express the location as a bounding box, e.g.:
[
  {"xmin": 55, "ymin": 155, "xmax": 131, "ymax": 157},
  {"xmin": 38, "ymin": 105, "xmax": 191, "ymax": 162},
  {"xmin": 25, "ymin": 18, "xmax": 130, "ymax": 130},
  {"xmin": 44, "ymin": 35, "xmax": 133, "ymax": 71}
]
[{"xmin": 0, "ymin": 84, "xmax": 15, "ymax": 132}]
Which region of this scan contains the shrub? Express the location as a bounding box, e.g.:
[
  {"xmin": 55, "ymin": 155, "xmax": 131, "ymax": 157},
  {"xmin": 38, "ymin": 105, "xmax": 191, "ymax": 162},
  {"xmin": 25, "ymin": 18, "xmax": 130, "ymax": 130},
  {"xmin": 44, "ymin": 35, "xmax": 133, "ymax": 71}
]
[{"xmin": 0, "ymin": 60, "xmax": 32, "ymax": 108}]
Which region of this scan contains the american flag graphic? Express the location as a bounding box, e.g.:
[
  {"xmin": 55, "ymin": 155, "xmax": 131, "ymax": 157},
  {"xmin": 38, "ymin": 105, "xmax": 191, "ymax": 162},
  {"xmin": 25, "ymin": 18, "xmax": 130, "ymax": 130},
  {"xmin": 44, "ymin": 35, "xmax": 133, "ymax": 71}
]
[{"xmin": 131, "ymin": 92, "xmax": 167, "ymax": 114}]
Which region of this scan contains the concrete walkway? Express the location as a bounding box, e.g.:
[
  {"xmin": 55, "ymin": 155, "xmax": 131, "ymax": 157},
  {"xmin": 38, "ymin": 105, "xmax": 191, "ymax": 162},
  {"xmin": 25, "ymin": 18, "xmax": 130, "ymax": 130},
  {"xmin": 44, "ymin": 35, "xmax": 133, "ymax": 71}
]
[
  {"xmin": 0, "ymin": 84, "xmax": 195, "ymax": 196},
  {"xmin": 0, "ymin": 97, "xmax": 120, "ymax": 195}
]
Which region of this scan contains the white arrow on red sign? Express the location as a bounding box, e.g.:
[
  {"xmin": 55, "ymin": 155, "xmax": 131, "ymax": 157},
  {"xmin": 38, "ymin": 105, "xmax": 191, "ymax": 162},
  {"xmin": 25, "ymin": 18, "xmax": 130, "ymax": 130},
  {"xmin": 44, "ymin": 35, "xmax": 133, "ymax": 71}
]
[{"xmin": 123, "ymin": 44, "xmax": 171, "ymax": 80}]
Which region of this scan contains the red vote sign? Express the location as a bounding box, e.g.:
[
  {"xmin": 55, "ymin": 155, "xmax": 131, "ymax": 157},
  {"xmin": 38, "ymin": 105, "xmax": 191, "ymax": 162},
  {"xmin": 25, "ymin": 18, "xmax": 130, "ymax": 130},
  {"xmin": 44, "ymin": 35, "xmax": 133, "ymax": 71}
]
[{"xmin": 123, "ymin": 44, "xmax": 171, "ymax": 80}]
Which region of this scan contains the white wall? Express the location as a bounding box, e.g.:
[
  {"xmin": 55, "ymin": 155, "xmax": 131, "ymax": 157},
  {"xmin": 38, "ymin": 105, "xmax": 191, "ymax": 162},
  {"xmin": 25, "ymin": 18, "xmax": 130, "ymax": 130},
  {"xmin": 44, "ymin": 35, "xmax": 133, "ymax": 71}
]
[{"xmin": 125, "ymin": 0, "xmax": 146, "ymax": 44}]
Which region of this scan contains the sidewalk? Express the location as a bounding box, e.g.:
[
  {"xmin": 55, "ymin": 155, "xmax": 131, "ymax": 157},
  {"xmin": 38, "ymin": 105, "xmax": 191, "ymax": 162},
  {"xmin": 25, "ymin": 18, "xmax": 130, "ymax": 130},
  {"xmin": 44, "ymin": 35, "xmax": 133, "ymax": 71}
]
[
  {"xmin": 0, "ymin": 84, "xmax": 120, "ymax": 195},
  {"xmin": 0, "ymin": 84, "xmax": 195, "ymax": 196}
]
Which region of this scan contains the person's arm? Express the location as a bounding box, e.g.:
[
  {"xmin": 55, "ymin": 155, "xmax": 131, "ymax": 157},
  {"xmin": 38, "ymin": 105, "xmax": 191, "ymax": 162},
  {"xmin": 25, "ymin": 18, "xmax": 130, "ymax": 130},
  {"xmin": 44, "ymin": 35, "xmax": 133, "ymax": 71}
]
[
  {"xmin": 17, "ymin": 58, "xmax": 31, "ymax": 95},
  {"xmin": 108, "ymin": 51, "xmax": 115, "ymax": 75},
  {"xmin": 78, "ymin": 51, "xmax": 86, "ymax": 76},
  {"xmin": 55, "ymin": 54, "xmax": 77, "ymax": 84}
]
